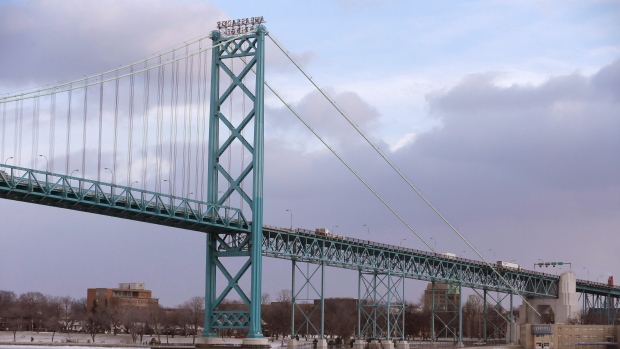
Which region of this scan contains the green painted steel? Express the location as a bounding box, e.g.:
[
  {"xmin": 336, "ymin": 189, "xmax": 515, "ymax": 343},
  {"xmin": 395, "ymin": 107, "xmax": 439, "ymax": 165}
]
[
  {"xmin": 291, "ymin": 260, "xmax": 324, "ymax": 338},
  {"xmin": 1, "ymin": 165, "xmax": 619, "ymax": 302},
  {"xmin": 579, "ymin": 292, "xmax": 619, "ymax": 325},
  {"xmin": 261, "ymin": 228, "xmax": 565, "ymax": 297},
  {"xmin": 204, "ymin": 24, "xmax": 268, "ymax": 338},
  {"xmin": 0, "ymin": 165, "xmax": 248, "ymax": 232},
  {"xmin": 358, "ymin": 271, "xmax": 405, "ymax": 340}
]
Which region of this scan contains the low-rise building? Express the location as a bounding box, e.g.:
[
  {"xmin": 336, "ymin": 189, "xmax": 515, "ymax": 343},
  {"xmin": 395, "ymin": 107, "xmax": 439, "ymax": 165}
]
[
  {"xmin": 519, "ymin": 324, "xmax": 618, "ymax": 349},
  {"xmin": 86, "ymin": 282, "xmax": 158, "ymax": 312}
]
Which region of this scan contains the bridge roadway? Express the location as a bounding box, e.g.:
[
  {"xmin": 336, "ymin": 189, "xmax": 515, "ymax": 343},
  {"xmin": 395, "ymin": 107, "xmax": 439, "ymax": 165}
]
[{"xmin": 1, "ymin": 164, "xmax": 618, "ymax": 299}]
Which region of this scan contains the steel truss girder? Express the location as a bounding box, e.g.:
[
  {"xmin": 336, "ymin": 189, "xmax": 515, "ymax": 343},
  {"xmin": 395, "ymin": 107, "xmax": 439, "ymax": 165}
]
[
  {"xmin": 3, "ymin": 171, "xmax": 618, "ymax": 301},
  {"xmin": 204, "ymin": 26, "xmax": 267, "ymax": 339},
  {"xmin": 261, "ymin": 229, "xmax": 564, "ymax": 297},
  {"xmin": 0, "ymin": 165, "xmax": 248, "ymax": 232},
  {"xmin": 358, "ymin": 270, "xmax": 405, "ymax": 340},
  {"xmin": 579, "ymin": 292, "xmax": 620, "ymax": 325},
  {"xmin": 292, "ymin": 260, "xmax": 324, "ymax": 338}
]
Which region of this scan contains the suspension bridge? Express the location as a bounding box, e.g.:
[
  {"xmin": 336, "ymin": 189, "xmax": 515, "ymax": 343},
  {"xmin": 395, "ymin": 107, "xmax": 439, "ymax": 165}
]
[{"xmin": 1, "ymin": 20, "xmax": 618, "ymax": 348}]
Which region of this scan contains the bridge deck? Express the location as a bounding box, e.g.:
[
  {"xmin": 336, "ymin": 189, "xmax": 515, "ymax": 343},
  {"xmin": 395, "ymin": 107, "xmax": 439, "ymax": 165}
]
[{"xmin": 1, "ymin": 165, "xmax": 618, "ymax": 298}]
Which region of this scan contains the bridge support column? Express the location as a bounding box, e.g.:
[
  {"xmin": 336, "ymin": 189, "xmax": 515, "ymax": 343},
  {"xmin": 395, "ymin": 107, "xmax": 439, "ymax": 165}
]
[
  {"xmin": 509, "ymin": 292, "xmax": 514, "ymax": 344},
  {"xmin": 483, "ymin": 290, "xmax": 487, "ymax": 342},
  {"xmin": 291, "ymin": 259, "xmax": 325, "ymax": 339},
  {"xmin": 431, "ymin": 281, "xmax": 435, "ymax": 341},
  {"xmin": 358, "ymin": 270, "xmax": 405, "ymax": 340}
]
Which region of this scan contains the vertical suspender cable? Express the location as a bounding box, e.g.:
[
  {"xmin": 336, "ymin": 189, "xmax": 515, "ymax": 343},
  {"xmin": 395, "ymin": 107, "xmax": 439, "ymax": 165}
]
[
  {"xmin": 141, "ymin": 63, "xmax": 151, "ymax": 190},
  {"xmin": 186, "ymin": 53, "xmax": 195, "ymax": 199},
  {"xmin": 31, "ymin": 97, "xmax": 39, "ymax": 168},
  {"xmin": 194, "ymin": 44, "xmax": 203, "ymax": 199},
  {"xmin": 181, "ymin": 47, "xmax": 189, "ymax": 198},
  {"xmin": 65, "ymin": 87, "xmax": 73, "ymax": 175},
  {"xmin": 128, "ymin": 65, "xmax": 135, "ymax": 186},
  {"xmin": 81, "ymin": 79, "xmax": 88, "ymax": 180},
  {"xmin": 113, "ymin": 71, "xmax": 120, "ymax": 184},
  {"xmin": 17, "ymin": 100, "xmax": 23, "ymax": 166},
  {"xmin": 155, "ymin": 56, "xmax": 164, "ymax": 193},
  {"xmin": 170, "ymin": 53, "xmax": 180, "ymax": 197},
  {"xmin": 13, "ymin": 102, "xmax": 18, "ymax": 167},
  {"xmin": 97, "ymin": 75, "xmax": 104, "ymax": 182},
  {"xmin": 49, "ymin": 92, "xmax": 56, "ymax": 173}
]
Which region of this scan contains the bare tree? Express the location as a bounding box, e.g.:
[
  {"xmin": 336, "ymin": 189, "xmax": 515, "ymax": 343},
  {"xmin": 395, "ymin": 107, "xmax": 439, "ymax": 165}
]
[
  {"xmin": 45, "ymin": 296, "xmax": 64, "ymax": 342},
  {"xmin": 19, "ymin": 291, "xmax": 47, "ymax": 331},
  {"xmin": 180, "ymin": 296, "xmax": 205, "ymax": 344},
  {"xmin": 85, "ymin": 299, "xmax": 111, "ymax": 342}
]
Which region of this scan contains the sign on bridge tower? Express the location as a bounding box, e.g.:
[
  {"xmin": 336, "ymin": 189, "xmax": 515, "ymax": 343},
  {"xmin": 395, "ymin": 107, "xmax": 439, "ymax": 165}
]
[{"xmin": 204, "ymin": 19, "xmax": 267, "ymax": 340}]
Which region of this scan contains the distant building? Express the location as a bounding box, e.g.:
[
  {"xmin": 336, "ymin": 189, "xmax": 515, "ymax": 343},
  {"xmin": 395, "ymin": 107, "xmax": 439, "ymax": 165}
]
[
  {"xmin": 519, "ymin": 323, "xmax": 619, "ymax": 349},
  {"xmin": 86, "ymin": 282, "xmax": 158, "ymax": 311},
  {"xmin": 423, "ymin": 282, "xmax": 460, "ymax": 312}
]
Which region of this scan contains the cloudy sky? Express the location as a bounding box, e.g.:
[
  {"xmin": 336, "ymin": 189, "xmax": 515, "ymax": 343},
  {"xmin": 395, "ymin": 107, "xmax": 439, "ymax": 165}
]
[{"xmin": 0, "ymin": 0, "xmax": 619, "ymax": 308}]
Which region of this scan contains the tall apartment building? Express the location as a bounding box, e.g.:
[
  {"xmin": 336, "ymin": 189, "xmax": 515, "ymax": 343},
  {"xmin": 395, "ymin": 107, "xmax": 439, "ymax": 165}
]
[{"xmin": 87, "ymin": 282, "xmax": 158, "ymax": 311}]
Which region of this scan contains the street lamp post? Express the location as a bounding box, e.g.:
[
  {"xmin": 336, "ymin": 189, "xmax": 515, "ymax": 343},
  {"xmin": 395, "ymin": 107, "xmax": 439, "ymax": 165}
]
[
  {"xmin": 38, "ymin": 155, "xmax": 49, "ymax": 185},
  {"xmin": 582, "ymin": 267, "xmax": 590, "ymax": 280},
  {"xmin": 130, "ymin": 181, "xmax": 138, "ymax": 189},
  {"xmin": 489, "ymin": 249, "xmax": 496, "ymax": 261},
  {"xmin": 399, "ymin": 238, "xmax": 407, "ymax": 247},
  {"xmin": 38, "ymin": 155, "xmax": 49, "ymax": 172},
  {"xmin": 333, "ymin": 225, "xmax": 338, "ymax": 234},
  {"xmin": 286, "ymin": 209, "xmax": 293, "ymax": 231},
  {"xmin": 430, "ymin": 237, "xmax": 437, "ymax": 252},
  {"xmin": 5, "ymin": 156, "xmax": 13, "ymax": 164},
  {"xmin": 104, "ymin": 167, "xmax": 115, "ymax": 185},
  {"xmin": 363, "ymin": 224, "xmax": 369, "ymax": 237}
]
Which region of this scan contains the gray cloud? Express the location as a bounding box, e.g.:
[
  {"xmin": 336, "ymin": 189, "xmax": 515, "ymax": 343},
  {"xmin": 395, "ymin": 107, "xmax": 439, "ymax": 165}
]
[{"xmin": 0, "ymin": 0, "xmax": 226, "ymax": 88}]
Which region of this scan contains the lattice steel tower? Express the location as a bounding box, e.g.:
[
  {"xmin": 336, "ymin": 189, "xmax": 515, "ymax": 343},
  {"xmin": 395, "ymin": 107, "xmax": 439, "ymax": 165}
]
[{"xmin": 203, "ymin": 25, "xmax": 267, "ymax": 339}]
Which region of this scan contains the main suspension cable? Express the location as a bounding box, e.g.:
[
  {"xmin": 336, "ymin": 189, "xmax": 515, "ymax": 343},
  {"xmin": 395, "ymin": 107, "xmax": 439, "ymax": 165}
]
[
  {"xmin": 268, "ymin": 33, "xmax": 541, "ymax": 315},
  {"xmin": 261, "ymin": 73, "xmax": 436, "ymax": 254}
]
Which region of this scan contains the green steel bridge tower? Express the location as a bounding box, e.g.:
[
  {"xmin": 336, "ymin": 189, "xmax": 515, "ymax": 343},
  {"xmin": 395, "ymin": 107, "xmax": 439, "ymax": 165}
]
[{"xmin": 203, "ymin": 25, "xmax": 267, "ymax": 340}]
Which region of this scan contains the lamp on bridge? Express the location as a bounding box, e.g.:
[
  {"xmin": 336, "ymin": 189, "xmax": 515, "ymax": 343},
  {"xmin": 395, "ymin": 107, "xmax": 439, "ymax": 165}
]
[
  {"xmin": 399, "ymin": 238, "xmax": 407, "ymax": 247},
  {"xmin": 130, "ymin": 181, "xmax": 138, "ymax": 189},
  {"xmin": 38, "ymin": 155, "xmax": 49, "ymax": 173},
  {"xmin": 5, "ymin": 156, "xmax": 13, "ymax": 164},
  {"xmin": 363, "ymin": 224, "xmax": 369, "ymax": 236},
  {"xmin": 285, "ymin": 209, "xmax": 292, "ymax": 231},
  {"xmin": 104, "ymin": 167, "xmax": 115, "ymax": 185},
  {"xmin": 582, "ymin": 267, "xmax": 590, "ymax": 280}
]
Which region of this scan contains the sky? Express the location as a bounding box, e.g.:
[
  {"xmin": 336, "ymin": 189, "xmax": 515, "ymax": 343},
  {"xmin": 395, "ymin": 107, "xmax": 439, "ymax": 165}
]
[{"xmin": 0, "ymin": 0, "xmax": 619, "ymax": 308}]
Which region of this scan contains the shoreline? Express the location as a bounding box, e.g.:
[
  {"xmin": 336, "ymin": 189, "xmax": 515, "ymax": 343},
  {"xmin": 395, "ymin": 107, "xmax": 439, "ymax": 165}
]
[{"xmin": 0, "ymin": 332, "xmax": 202, "ymax": 348}]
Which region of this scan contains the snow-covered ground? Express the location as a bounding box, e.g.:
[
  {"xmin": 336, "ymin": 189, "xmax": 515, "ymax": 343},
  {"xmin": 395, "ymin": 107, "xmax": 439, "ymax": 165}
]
[{"xmin": 0, "ymin": 332, "xmax": 285, "ymax": 348}]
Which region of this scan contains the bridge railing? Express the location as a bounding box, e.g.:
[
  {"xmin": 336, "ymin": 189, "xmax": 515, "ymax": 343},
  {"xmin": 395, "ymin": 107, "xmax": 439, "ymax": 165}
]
[{"xmin": 0, "ymin": 164, "xmax": 249, "ymax": 232}]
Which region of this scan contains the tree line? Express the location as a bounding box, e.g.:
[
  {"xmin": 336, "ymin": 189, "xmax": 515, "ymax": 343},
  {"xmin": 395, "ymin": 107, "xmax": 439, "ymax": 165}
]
[
  {"xmin": 0, "ymin": 290, "xmax": 205, "ymax": 344},
  {"xmin": 1, "ymin": 289, "xmax": 519, "ymax": 344}
]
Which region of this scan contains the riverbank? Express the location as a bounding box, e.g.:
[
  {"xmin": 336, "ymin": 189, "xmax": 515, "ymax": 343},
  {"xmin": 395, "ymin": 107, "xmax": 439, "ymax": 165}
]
[{"xmin": 0, "ymin": 332, "xmax": 202, "ymax": 347}]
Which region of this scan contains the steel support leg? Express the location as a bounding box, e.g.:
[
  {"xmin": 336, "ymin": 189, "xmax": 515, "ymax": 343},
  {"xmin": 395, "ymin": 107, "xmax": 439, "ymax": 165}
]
[
  {"xmin": 431, "ymin": 281, "xmax": 435, "ymax": 341},
  {"xmin": 483, "ymin": 290, "xmax": 487, "ymax": 342}
]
